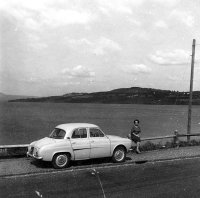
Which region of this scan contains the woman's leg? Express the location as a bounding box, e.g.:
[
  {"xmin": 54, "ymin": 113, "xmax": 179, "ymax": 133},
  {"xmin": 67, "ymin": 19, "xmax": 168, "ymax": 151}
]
[{"xmin": 136, "ymin": 142, "xmax": 141, "ymax": 153}]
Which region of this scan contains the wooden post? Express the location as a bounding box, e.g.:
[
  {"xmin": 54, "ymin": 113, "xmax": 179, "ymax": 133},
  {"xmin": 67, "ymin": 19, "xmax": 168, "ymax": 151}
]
[{"xmin": 187, "ymin": 39, "xmax": 196, "ymax": 142}]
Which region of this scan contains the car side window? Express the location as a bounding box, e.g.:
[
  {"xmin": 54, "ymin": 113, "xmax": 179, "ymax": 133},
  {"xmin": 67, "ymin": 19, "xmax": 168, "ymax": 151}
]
[
  {"xmin": 71, "ymin": 128, "xmax": 87, "ymax": 139},
  {"xmin": 90, "ymin": 128, "xmax": 104, "ymax": 138}
]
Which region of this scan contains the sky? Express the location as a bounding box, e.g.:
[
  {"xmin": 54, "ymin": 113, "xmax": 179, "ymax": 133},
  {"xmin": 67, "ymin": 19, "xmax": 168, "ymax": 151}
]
[{"xmin": 0, "ymin": 0, "xmax": 200, "ymax": 96}]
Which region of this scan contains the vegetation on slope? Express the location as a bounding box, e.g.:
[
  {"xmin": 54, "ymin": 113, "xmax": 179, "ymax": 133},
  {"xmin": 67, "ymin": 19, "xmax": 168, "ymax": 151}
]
[{"xmin": 9, "ymin": 87, "xmax": 200, "ymax": 105}]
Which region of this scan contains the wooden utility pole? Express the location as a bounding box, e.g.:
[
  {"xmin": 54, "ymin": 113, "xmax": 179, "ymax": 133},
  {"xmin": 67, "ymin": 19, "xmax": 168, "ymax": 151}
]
[{"xmin": 187, "ymin": 39, "xmax": 196, "ymax": 142}]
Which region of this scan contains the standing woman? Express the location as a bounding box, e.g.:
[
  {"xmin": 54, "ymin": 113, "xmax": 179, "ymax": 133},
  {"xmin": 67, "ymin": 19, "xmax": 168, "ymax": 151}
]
[{"xmin": 131, "ymin": 119, "xmax": 141, "ymax": 154}]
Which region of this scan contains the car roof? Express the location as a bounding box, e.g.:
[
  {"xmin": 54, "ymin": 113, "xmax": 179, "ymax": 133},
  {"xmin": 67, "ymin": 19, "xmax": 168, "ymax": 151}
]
[{"xmin": 56, "ymin": 123, "xmax": 99, "ymax": 133}]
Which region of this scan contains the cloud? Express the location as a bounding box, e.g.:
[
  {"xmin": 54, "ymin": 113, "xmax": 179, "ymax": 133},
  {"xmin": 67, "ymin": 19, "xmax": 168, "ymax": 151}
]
[
  {"xmin": 154, "ymin": 20, "xmax": 168, "ymax": 28},
  {"xmin": 167, "ymin": 75, "xmax": 180, "ymax": 81},
  {"xmin": 27, "ymin": 33, "xmax": 48, "ymax": 50},
  {"xmin": 149, "ymin": 49, "xmax": 190, "ymax": 65},
  {"xmin": 123, "ymin": 64, "xmax": 152, "ymax": 74},
  {"xmin": 170, "ymin": 10, "xmax": 195, "ymax": 27},
  {"xmin": 52, "ymin": 81, "xmax": 81, "ymax": 87},
  {"xmin": 128, "ymin": 18, "xmax": 141, "ymax": 26},
  {"xmin": 93, "ymin": 37, "xmax": 122, "ymax": 55},
  {"xmin": 42, "ymin": 9, "xmax": 95, "ymax": 28},
  {"xmin": 0, "ymin": 0, "xmax": 96, "ymax": 31},
  {"xmin": 21, "ymin": 76, "xmax": 42, "ymax": 83},
  {"xmin": 151, "ymin": 0, "xmax": 180, "ymax": 7},
  {"xmin": 0, "ymin": 0, "xmax": 46, "ymax": 11},
  {"xmin": 67, "ymin": 38, "xmax": 93, "ymax": 49},
  {"xmin": 61, "ymin": 65, "xmax": 95, "ymax": 78},
  {"xmin": 67, "ymin": 37, "xmax": 122, "ymax": 55},
  {"xmin": 97, "ymin": 0, "xmax": 180, "ymax": 12},
  {"xmin": 97, "ymin": 0, "xmax": 144, "ymax": 15}
]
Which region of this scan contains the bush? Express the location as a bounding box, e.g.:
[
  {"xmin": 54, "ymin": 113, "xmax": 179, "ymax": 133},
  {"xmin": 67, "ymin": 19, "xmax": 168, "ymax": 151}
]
[
  {"xmin": 141, "ymin": 141, "xmax": 163, "ymax": 151},
  {"xmin": 139, "ymin": 139, "xmax": 200, "ymax": 152}
]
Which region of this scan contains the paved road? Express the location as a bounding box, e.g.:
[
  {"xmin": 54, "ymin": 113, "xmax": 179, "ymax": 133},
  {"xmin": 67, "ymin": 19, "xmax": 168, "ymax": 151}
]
[
  {"xmin": 1, "ymin": 157, "xmax": 200, "ymax": 198},
  {"xmin": 2, "ymin": 146, "xmax": 200, "ymax": 177}
]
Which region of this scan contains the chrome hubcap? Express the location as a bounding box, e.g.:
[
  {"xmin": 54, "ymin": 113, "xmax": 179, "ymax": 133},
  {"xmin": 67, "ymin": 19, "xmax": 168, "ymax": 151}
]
[
  {"xmin": 114, "ymin": 149, "xmax": 124, "ymax": 161},
  {"xmin": 56, "ymin": 155, "xmax": 67, "ymax": 167}
]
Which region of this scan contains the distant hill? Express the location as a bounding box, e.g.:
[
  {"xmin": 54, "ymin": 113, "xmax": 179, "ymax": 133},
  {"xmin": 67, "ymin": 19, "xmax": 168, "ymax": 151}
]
[
  {"xmin": 9, "ymin": 87, "xmax": 200, "ymax": 105},
  {"xmin": 0, "ymin": 93, "xmax": 36, "ymax": 102}
]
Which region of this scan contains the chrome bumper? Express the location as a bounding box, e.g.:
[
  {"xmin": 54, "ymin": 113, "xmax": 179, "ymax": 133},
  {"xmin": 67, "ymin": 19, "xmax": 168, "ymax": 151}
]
[{"xmin": 27, "ymin": 152, "xmax": 43, "ymax": 160}]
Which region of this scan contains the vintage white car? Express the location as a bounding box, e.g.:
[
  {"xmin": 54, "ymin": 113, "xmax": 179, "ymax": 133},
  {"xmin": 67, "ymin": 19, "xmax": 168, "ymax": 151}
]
[{"xmin": 27, "ymin": 123, "xmax": 132, "ymax": 169}]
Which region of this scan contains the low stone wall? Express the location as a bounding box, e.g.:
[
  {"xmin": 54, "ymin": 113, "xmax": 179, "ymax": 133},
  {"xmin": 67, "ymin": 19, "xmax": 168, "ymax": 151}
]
[{"xmin": 0, "ymin": 145, "xmax": 28, "ymax": 157}]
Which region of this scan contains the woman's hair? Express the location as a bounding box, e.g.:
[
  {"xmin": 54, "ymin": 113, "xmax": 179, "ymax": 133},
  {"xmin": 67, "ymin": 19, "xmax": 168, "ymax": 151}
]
[{"xmin": 134, "ymin": 119, "xmax": 140, "ymax": 124}]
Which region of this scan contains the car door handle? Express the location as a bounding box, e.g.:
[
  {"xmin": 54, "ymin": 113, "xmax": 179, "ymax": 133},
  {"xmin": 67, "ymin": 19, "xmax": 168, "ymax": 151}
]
[
  {"xmin": 90, "ymin": 140, "xmax": 94, "ymax": 143},
  {"xmin": 72, "ymin": 142, "xmax": 76, "ymax": 144}
]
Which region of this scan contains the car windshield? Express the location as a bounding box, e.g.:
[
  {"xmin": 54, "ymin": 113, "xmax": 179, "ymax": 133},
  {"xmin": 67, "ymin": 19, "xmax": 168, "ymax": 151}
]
[{"xmin": 49, "ymin": 128, "xmax": 66, "ymax": 139}]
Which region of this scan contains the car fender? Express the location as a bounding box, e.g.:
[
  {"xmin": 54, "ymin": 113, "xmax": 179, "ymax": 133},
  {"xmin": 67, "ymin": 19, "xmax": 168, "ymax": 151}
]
[
  {"xmin": 39, "ymin": 143, "xmax": 75, "ymax": 161},
  {"xmin": 108, "ymin": 137, "xmax": 132, "ymax": 155},
  {"xmin": 111, "ymin": 144, "xmax": 128, "ymax": 154}
]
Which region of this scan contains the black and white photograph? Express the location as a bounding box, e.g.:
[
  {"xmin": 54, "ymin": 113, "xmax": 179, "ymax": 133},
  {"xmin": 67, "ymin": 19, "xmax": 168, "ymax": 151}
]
[{"xmin": 0, "ymin": 0, "xmax": 200, "ymax": 197}]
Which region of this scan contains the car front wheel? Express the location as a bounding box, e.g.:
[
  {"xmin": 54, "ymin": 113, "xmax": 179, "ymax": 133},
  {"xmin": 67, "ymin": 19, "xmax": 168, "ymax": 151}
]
[
  {"xmin": 52, "ymin": 153, "xmax": 70, "ymax": 169},
  {"xmin": 112, "ymin": 146, "xmax": 126, "ymax": 163}
]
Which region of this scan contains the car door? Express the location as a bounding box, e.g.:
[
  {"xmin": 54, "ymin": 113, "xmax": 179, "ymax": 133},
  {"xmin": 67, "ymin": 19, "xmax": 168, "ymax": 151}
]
[
  {"xmin": 70, "ymin": 128, "xmax": 91, "ymax": 160},
  {"xmin": 89, "ymin": 128, "xmax": 111, "ymax": 158}
]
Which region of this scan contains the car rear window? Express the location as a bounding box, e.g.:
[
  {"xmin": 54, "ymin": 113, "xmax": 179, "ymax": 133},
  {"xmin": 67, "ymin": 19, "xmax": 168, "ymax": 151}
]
[
  {"xmin": 72, "ymin": 128, "xmax": 87, "ymax": 138},
  {"xmin": 49, "ymin": 128, "xmax": 66, "ymax": 139}
]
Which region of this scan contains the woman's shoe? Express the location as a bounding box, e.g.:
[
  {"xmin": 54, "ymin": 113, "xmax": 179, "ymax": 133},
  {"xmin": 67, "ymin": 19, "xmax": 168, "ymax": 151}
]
[{"xmin": 136, "ymin": 149, "xmax": 141, "ymax": 154}]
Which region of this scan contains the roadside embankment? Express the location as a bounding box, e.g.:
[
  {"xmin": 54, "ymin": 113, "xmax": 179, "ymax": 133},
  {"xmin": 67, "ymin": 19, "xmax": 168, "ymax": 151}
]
[{"xmin": 1, "ymin": 146, "xmax": 200, "ymax": 177}]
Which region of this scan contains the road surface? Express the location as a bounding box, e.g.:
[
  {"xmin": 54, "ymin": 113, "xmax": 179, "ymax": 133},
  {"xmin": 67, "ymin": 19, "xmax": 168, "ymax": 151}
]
[{"xmin": 1, "ymin": 157, "xmax": 200, "ymax": 198}]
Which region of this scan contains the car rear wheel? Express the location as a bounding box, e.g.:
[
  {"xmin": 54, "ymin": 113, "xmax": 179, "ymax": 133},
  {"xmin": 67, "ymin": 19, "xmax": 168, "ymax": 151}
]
[
  {"xmin": 52, "ymin": 153, "xmax": 70, "ymax": 169},
  {"xmin": 112, "ymin": 146, "xmax": 126, "ymax": 163}
]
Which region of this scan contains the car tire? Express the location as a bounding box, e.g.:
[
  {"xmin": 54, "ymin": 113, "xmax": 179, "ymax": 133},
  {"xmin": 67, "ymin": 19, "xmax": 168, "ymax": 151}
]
[
  {"xmin": 52, "ymin": 153, "xmax": 70, "ymax": 169},
  {"xmin": 112, "ymin": 146, "xmax": 126, "ymax": 163}
]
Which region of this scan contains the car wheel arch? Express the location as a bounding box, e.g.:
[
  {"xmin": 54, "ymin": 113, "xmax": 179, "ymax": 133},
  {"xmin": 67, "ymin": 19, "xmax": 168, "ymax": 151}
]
[
  {"xmin": 112, "ymin": 144, "xmax": 127, "ymax": 154},
  {"xmin": 52, "ymin": 151, "xmax": 72, "ymax": 160}
]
